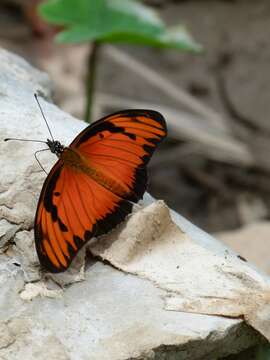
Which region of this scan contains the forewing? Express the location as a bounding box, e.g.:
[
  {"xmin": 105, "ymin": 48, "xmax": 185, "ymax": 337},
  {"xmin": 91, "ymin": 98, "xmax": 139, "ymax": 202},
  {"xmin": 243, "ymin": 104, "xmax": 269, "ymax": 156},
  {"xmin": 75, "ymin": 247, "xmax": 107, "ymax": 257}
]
[{"xmin": 70, "ymin": 109, "xmax": 167, "ymax": 202}]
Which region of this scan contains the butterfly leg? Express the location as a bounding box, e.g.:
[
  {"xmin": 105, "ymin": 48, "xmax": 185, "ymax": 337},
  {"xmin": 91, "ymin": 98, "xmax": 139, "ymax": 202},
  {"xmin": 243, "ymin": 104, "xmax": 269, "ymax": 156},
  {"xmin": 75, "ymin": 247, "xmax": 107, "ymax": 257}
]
[{"xmin": 34, "ymin": 148, "xmax": 50, "ymax": 174}]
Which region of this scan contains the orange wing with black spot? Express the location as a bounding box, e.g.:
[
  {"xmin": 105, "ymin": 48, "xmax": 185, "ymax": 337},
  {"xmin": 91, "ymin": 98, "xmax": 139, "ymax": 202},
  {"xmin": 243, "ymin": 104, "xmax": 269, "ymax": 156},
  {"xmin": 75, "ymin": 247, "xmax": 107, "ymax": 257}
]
[{"xmin": 35, "ymin": 110, "xmax": 167, "ymax": 272}]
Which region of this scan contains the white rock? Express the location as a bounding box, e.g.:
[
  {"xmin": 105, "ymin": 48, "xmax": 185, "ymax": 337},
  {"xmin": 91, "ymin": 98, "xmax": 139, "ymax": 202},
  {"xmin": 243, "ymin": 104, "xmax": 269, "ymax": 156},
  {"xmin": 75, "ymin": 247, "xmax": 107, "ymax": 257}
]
[
  {"xmin": 0, "ymin": 219, "xmax": 20, "ymax": 250},
  {"xmin": 0, "ymin": 47, "xmax": 268, "ymax": 359},
  {"xmin": 20, "ymin": 282, "xmax": 63, "ymax": 301},
  {"xmin": 90, "ymin": 200, "xmax": 270, "ymax": 340},
  {"xmin": 12, "ymin": 230, "xmax": 40, "ymax": 282},
  {"xmin": 216, "ymin": 221, "xmax": 270, "ymax": 275}
]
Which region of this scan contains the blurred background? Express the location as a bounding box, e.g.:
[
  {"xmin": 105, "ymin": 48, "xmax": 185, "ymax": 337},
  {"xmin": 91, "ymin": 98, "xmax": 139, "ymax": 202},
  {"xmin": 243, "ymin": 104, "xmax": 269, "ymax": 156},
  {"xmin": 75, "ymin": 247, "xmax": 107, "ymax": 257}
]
[{"xmin": 1, "ymin": 0, "xmax": 270, "ymax": 276}]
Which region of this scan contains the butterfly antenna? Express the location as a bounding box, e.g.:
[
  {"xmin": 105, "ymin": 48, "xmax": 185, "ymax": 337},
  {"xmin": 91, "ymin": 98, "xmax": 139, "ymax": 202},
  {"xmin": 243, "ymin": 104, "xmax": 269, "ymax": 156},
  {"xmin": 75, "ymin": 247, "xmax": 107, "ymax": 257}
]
[
  {"xmin": 4, "ymin": 138, "xmax": 47, "ymax": 144},
  {"xmin": 34, "ymin": 93, "xmax": 54, "ymax": 142}
]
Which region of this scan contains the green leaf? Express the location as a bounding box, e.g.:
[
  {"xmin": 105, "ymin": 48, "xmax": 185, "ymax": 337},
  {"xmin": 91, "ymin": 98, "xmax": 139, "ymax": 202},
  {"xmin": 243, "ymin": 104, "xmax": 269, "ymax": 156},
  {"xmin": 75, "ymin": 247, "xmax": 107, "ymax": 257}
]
[{"xmin": 39, "ymin": 0, "xmax": 201, "ymax": 52}]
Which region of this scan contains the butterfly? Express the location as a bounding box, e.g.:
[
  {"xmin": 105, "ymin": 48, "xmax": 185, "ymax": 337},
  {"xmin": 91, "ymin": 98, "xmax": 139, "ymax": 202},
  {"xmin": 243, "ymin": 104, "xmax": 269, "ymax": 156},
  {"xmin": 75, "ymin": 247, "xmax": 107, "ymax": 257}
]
[{"xmin": 32, "ymin": 108, "xmax": 167, "ymax": 273}]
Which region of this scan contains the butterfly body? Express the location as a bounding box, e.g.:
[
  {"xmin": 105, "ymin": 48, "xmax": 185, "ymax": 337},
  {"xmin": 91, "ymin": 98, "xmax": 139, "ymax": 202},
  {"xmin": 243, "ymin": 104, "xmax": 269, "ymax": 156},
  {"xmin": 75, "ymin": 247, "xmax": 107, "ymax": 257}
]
[
  {"xmin": 35, "ymin": 110, "xmax": 167, "ymax": 273},
  {"xmin": 47, "ymin": 139, "xmax": 64, "ymax": 156}
]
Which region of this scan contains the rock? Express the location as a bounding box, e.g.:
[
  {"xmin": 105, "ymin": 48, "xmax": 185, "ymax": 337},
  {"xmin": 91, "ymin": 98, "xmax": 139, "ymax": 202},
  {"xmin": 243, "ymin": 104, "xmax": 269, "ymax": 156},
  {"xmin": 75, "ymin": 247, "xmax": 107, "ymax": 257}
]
[
  {"xmin": 12, "ymin": 230, "xmax": 40, "ymax": 282},
  {"xmin": 0, "ymin": 317, "xmax": 69, "ymax": 360},
  {"xmin": 90, "ymin": 200, "xmax": 270, "ymax": 338},
  {"xmin": 20, "ymin": 282, "xmax": 62, "ymax": 301},
  {"xmin": 0, "ymin": 219, "xmax": 20, "ymax": 250},
  {"xmin": 0, "ymin": 47, "xmax": 269, "ymax": 359},
  {"xmin": 216, "ymin": 221, "xmax": 270, "ymax": 276}
]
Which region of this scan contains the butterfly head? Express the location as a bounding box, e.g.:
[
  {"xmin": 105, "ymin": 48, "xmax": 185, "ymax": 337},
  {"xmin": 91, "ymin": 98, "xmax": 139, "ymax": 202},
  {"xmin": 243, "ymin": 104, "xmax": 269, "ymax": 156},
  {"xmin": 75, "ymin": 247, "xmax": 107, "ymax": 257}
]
[{"xmin": 47, "ymin": 139, "xmax": 64, "ymax": 157}]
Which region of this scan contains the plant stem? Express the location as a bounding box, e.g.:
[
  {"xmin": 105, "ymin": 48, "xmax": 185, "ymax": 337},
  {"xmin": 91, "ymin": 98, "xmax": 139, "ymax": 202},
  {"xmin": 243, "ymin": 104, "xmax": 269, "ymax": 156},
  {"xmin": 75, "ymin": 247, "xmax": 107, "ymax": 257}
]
[{"xmin": 85, "ymin": 41, "xmax": 100, "ymax": 123}]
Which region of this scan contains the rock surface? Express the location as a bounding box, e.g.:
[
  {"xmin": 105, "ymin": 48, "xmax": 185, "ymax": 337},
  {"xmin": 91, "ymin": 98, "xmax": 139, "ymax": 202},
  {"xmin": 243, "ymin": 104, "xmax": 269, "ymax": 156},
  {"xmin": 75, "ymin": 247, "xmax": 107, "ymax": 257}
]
[
  {"xmin": 0, "ymin": 48, "xmax": 269, "ymax": 359},
  {"xmin": 216, "ymin": 221, "xmax": 270, "ymax": 276}
]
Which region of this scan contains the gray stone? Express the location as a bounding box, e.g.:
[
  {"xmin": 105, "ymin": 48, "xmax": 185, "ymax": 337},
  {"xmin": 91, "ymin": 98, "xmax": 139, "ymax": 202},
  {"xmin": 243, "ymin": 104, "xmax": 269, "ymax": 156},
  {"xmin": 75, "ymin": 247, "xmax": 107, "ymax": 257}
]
[{"xmin": 0, "ymin": 219, "xmax": 20, "ymax": 250}]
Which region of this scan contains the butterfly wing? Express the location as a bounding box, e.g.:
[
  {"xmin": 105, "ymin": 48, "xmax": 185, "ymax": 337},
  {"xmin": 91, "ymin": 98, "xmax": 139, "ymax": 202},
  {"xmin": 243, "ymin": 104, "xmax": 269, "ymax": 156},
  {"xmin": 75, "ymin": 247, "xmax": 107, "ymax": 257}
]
[
  {"xmin": 71, "ymin": 109, "xmax": 167, "ymax": 202},
  {"xmin": 35, "ymin": 110, "xmax": 167, "ymax": 272},
  {"xmin": 35, "ymin": 161, "xmax": 133, "ymax": 272}
]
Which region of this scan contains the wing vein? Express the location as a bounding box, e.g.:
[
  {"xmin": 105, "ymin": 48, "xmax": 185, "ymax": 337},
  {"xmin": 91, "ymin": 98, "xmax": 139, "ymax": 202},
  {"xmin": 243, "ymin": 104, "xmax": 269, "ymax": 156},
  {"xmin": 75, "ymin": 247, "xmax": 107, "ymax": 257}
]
[
  {"xmin": 83, "ymin": 153, "xmax": 142, "ymax": 167},
  {"xmin": 112, "ymin": 118, "xmax": 163, "ymax": 130},
  {"xmin": 78, "ymin": 131, "xmax": 160, "ymax": 149},
  {"xmin": 44, "ymin": 207, "xmax": 62, "ymax": 266},
  {"xmin": 69, "ymin": 170, "xmax": 94, "ymax": 227},
  {"xmin": 89, "ymin": 142, "xmax": 144, "ymax": 158},
  {"xmin": 64, "ymin": 173, "xmax": 86, "ymax": 233}
]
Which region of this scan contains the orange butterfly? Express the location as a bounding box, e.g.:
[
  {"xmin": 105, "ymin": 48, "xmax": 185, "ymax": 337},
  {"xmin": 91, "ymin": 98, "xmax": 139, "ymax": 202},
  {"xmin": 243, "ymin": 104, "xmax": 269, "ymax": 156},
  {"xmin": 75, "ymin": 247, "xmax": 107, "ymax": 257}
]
[{"xmin": 31, "ymin": 107, "xmax": 167, "ymax": 273}]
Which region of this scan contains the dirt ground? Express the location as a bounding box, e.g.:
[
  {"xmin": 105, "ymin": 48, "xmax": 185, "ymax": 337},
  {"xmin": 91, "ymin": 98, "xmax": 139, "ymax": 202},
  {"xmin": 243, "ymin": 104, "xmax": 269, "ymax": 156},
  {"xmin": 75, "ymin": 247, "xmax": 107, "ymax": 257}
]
[{"xmin": 1, "ymin": 0, "xmax": 270, "ymax": 234}]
